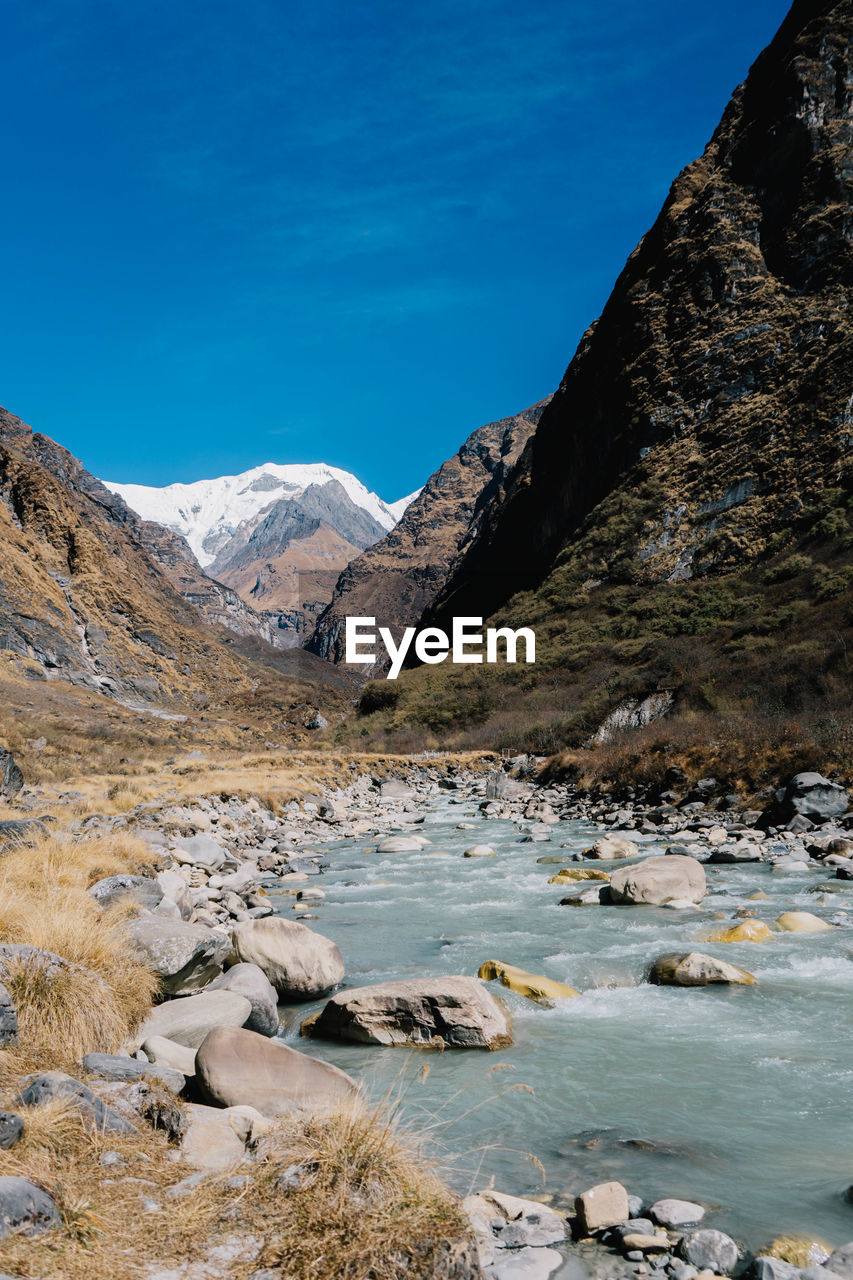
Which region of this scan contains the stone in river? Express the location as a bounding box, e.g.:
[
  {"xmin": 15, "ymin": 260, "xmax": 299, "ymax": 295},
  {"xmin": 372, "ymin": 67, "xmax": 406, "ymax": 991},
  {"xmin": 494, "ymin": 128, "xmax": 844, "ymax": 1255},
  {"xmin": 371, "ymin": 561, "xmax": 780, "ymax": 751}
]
[
  {"xmin": 609, "ymin": 855, "xmax": 706, "ymax": 906},
  {"xmin": 649, "ymin": 952, "xmax": 754, "ymax": 986},
  {"xmin": 775, "ymin": 911, "xmax": 833, "ymax": 933},
  {"xmin": 302, "ymin": 976, "xmax": 512, "ymax": 1050},
  {"xmin": 586, "ymin": 835, "xmax": 638, "ymax": 860},
  {"xmin": 706, "ymin": 920, "xmax": 773, "ymax": 944},
  {"xmin": 478, "ymin": 960, "xmax": 578, "ymax": 1005},
  {"xmin": 463, "ymin": 845, "xmax": 497, "ymax": 858}
]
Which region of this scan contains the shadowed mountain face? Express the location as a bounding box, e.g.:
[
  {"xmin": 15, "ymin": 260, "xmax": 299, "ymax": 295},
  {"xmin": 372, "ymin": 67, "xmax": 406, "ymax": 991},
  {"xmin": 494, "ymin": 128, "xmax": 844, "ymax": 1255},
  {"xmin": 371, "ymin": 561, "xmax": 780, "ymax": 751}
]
[
  {"xmin": 307, "ymin": 399, "xmax": 551, "ymax": 669},
  {"xmin": 343, "ymin": 0, "xmax": 853, "ymax": 751},
  {"xmin": 429, "ymin": 0, "xmax": 853, "ymax": 624}
]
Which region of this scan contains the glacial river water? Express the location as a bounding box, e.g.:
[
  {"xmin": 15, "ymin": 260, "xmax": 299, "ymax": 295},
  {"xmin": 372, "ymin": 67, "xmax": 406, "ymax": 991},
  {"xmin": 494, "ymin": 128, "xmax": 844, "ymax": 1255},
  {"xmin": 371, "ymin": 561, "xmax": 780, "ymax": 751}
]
[{"xmin": 274, "ymin": 792, "xmax": 853, "ymax": 1253}]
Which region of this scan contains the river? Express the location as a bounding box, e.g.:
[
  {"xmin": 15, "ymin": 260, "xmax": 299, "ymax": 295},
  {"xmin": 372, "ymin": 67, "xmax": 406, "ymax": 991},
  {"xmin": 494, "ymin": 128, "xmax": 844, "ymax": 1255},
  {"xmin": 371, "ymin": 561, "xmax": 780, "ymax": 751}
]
[{"xmin": 274, "ymin": 789, "xmax": 853, "ymax": 1252}]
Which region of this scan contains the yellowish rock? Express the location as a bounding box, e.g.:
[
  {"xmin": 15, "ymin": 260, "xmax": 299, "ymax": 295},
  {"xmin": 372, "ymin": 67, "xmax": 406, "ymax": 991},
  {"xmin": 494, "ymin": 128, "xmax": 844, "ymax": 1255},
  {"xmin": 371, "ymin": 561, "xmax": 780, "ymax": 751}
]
[
  {"xmin": 775, "ymin": 911, "xmax": 833, "ymax": 933},
  {"xmin": 705, "ymin": 920, "xmax": 773, "ymax": 944},
  {"xmin": 622, "ymin": 1234, "xmax": 671, "ymax": 1251},
  {"xmin": 748, "ymin": 891, "xmax": 770, "ymax": 900},
  {"xmin": 764, "ymin": 1236, "xmax": 833, "ymax": 1267},
  {"xmin": 547, "ymin": 867, "xmax": 611, "ymax": 885},
  {"xmin": 478, "ymin": 959, "xmax": 579, "ymax": 1005}
]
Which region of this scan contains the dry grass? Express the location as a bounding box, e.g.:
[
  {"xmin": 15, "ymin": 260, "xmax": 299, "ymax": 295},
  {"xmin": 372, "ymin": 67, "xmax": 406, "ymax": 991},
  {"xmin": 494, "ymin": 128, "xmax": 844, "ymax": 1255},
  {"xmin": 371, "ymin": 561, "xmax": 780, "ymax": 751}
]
[
  {"xmin": 0, "ymin": 833, "xmax": 159, "ymax": 1078},
  {"xmin": 0, "ymin": 1098, "xmax": 469, "ymax": 1280}
]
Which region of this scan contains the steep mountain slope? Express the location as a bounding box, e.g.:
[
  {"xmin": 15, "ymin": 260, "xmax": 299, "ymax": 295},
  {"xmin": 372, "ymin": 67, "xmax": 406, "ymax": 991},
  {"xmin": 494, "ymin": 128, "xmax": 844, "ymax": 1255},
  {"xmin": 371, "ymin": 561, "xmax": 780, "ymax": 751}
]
[
  {"xmin": 308, "ymin": 399, "xmax": 551, "ymax": 669},
  {"xmin": 350, "ymin": 0, "xmax": 853, "ymax": 755},
  {"xmin": 109, "ymin": 464, "xmax": 415, "ymax": 645},
  {"xmin": 209, "ymin": 480, "xmax": 391, "ymax": 646},
  {"xmin": 0, "ymin": 406, "xmax": 348, "ymax": 728}
]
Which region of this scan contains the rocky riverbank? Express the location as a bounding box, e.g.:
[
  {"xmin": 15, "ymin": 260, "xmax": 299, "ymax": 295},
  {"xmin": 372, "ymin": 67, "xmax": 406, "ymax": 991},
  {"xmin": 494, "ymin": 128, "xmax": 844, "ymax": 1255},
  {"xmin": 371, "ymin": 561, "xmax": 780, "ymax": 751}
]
[{"xmin": 0, "ymin": 749, "xmax": 851, "ymax": 1278}]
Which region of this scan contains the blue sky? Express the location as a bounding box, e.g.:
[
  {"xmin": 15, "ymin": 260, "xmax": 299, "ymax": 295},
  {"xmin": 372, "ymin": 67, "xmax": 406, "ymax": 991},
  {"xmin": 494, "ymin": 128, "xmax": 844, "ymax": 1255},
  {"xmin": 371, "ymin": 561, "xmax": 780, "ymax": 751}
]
[{"xmin": 4, "ymin": 0, "xmax": 791, "ymax": 501}]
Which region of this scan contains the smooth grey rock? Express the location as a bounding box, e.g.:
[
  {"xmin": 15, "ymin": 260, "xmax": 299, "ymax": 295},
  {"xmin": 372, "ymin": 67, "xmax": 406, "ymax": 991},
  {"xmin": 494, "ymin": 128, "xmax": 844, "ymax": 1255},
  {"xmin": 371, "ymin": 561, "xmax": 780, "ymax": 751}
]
[
  {"xmin": 228, "ymin": 918, "xmax": 344, "ymax": 1000},
  {"xmin": 124, "ymin": 917, "xmax": 231, "ymax": 995},
  {"xmin": 195, "ymin": 1025, "xmax": 358, "ymax": 1118},
  {"xmin": 0, "ymin": 1175, "xmax": 59, "ymax": 1238},
  {"xmin": 172, "ymin": 833, "xmax": 227, "ymax": 869},
  {"xmin": 89, "ymin": 874, "xmax": 164, "ymax": 911},
  {"xmin": 208, "ymin": 963, "xmax": 279, "ymax": 1036},
  {"xmin": 0, "ymin": 1112, "xmax": 23, "ymax": 1149},
  {"xmin": 131, "ymin": 990, "xmax": 252, "ymax": 1051},
  {"xmin": 378, "ymin": 779, "xmax": 414, "ymax": 799},
  {"xmin": 680, "ymin": 1229, "xmax": 739, "ymax": 1273},
  {"xmin": 649, "ymin": 1198, "xmax": 705, "ymax": 1228},
  {"xmin": 17, "ymin": 1071, "xmax": 135, "ymax": 1133},
  {"xmin": 751, "ymin": 1260, "xmax": 803, "ymax": 1280},
  {"xmin": 141, "ymin": 1035, "xmax": 197, "ymax": 1076},
  {"xmin": 824, "ymin": 1245, "xmax": 853, "ymax": 1280},
  {"xmin": 80, "ymin": 1052, "xmax": 184, "ymax": 1093}
]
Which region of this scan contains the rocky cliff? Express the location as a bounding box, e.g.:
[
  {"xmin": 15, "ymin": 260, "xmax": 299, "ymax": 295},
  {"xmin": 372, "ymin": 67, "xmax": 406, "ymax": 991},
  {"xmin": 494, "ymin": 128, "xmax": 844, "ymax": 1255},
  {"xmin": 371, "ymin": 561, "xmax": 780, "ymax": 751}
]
[
  {"xmin": 308, "ymin": 399, "xmax": 550, "ymax": 669},
  {"xmin": 0, "ymin": 406, "xmax": 346, "ymax": 723},
  {"xmin": 350, "ymin": 0, "xmax": 853, "ymax": 752},
  {"xmin": 210, "ymin": 479, "xmax": 390, "ymax": 646}
]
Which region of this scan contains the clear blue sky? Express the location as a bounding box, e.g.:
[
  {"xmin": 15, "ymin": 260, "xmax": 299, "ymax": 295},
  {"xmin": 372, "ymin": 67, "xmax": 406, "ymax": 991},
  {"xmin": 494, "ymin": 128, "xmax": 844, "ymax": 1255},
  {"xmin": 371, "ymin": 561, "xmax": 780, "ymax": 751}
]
[{"xmin": 4, "ymin": 0, "xmax": 791, "ymax": 501}]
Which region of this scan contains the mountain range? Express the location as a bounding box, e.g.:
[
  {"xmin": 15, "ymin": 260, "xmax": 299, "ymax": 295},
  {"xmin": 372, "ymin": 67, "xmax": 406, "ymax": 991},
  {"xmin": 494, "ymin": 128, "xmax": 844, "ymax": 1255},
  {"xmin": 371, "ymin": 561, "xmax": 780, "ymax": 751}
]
[
  {"xmin": 107, "ymin": 466, "xmax": 418, "ymax": 647},
  {"xmin": 0, "ymin": 0, "xmax": 850, "ymax": 773}
]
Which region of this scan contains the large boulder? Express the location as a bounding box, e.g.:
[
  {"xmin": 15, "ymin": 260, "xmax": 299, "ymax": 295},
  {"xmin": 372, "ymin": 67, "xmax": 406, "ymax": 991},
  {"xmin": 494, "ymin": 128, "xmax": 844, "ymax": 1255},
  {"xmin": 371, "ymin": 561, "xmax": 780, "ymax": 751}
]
[
  {"xmin": 760, "ymin": 773, "xmax": 850, "ymax": 829},
  {"xmin": 478, "ymin": 960, "xmax": 579, "ymax": 1005},
  {"xmin": 17, "ymin": 1071, "xmax": 135, "ymax": 1133},
  {"xmin": 0, "ymin": 749, "xmax": 23, "ymax": 802},
  {"xmin": 484, "ymin": 772, "xmax": 529, "ymax": 801},
  {"xmin": 228, "ymin": 918, "xmax": 344, "ymax": 1000},
  {"xmin": 124, "ymin": 917, "xmax": 231, "ymax": 995},
  {"xmin": 376, "ymin": 835, "xmax": 429, "ymax": 853},
  {"xmin": 775, "ymin": 912, "xmax": 833, "ymax": 933},
  {"xmin": 89, "ymin": 874, "xmax": 164, "ymax": 912},
  {"xmin": 302, "ymin": 976, "xmax": 512, "ymax": 1050},
  {"xmin": 609, "ymin": 855, "xmax": 706, "ymax": 906},
  {"xmin": 706, "ymin": 920, "xmax": 773, "ymax": 944},
  {"xmin": 207, "ymin": 963, "xmax": 279, "ymax": 1036},
  {"xmin": 586, "ymin": 835, "xmax": 639, "ymax": 860},
  {"xmin": 0, "ymin": 1176, "xmax": 59, "ymax": 1239},
  {"xmin": 649, "ymin": 952, "xmax": 755, "ymax": 986},
  {"xmin": 195, "ymin": 1025, "xmax": 359, "ymax": 1118},
  {"xmin": 130, "ymin": 990, "xmax": 252, "ymax": 1050}
]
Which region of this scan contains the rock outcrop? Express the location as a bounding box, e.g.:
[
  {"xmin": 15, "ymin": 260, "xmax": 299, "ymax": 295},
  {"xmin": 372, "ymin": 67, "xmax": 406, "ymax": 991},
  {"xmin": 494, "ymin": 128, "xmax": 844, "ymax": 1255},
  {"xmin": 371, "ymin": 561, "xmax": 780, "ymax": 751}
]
[
  {"xmin": 302, "ymin": 976, "xmax": 513, "ymax": 1049},
  {"xmin": 308, "ymin": 400, "xmax": 550, "ymax": 670}
]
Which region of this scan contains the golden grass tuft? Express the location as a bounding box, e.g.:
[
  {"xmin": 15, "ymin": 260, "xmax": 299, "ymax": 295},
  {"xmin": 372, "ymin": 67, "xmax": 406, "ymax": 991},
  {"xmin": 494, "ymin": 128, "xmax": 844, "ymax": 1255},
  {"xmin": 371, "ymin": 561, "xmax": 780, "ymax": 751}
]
[
  {"xmin": 0, "ymin": 833, "xmax": 158, "ymax": 1078},
  {"xmin": 252, "ymin": 1103, "xmax": 468, "ymax": 1280},
  {"xmin": 0, "ymin": 1098, "xmax": 471, "ymax": 1280}
]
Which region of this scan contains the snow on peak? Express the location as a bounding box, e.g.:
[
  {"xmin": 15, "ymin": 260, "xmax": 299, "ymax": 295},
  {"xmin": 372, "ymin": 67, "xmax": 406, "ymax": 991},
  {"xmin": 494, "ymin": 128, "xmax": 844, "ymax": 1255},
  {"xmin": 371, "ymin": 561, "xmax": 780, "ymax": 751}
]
[{"xmin": 104, "ymin": 462, "xmax": 419, "ymax": 567}]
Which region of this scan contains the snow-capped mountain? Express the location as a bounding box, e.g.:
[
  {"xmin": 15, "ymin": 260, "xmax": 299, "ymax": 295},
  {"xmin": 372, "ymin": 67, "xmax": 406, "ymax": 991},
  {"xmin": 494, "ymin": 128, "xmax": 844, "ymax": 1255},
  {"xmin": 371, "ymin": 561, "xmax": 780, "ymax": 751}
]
[
  {"xmin": 105, "ymin": 463, "xmax": 414, "ymax": 568},
  {"xmin": 105, "ymin": 463, "xmax": 421, "ymax": 649}
]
